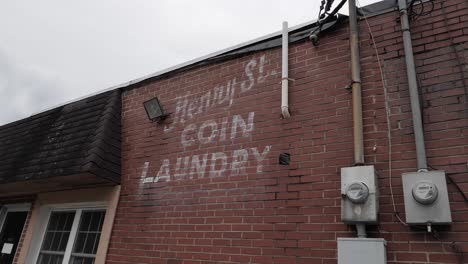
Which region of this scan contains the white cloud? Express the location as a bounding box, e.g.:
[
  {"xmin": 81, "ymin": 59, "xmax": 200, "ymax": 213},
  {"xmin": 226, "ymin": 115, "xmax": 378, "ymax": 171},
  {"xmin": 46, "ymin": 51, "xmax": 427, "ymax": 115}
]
[{"xmin": 0, "ymin": 50, "xmax": 68, "ymax": 124}]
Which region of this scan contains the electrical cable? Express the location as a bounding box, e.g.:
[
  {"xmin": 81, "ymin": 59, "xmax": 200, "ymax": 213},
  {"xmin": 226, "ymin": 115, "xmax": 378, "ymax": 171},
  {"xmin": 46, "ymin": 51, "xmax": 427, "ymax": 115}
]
[
  {"xmin": 323, "ymin": 0, "xmax": 347, "ymax": 23},
  {"xmin": 447, "ymin": 173, "xmax": 468, "ymax": 203},
  {"xmin": 357, "ymin": 2, "xmax": 466, "ymax": 262},
  {"xmin": 355, "ymin": 0, "xmax": 404, "ymax": 226},
  {"xmin": 310, "ymin": 0, "xmax": 348, "ymax": 45},
  {"xmin": 440, "ymin": 0, "xmax": 468, "ymax": 104},
  {"xmin": 427, "ymin": 164, "xmax": 468, "ymax": 203},
  {"xmin": 318, "ymin": 0, "xmax": 326, "ymax": 20},
  {"xmin": 432, "ymin": 228, "xmax": 466, "ymax": 264},
  {"xmin": 425, "ymin": 0, "xmax": 468, "ymax": 203},
  {"xmin": 324, "ymin": 0, "xmax": 335, "ymax": 18},
  {"xmin": 426, "ymin": 2, "xmax": 466, "ymax": 262}
]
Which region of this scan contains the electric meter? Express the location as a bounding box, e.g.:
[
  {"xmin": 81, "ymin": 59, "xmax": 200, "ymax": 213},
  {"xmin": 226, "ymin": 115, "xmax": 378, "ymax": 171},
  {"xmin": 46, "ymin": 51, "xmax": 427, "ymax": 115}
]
[
  {"xmin": 346, "ymin": 182, "xmax": 369, "ymax": 204},
  {"xmin": 402, "ymin": 171, "xmax": 451, "ymax": 225},
  {"xmin": 341, "ymin": 166, "xmax": 378, "ymax": 223},
  {"xmin": 412, "ymin": 181, "xmax": 438, "ymax": 205}
]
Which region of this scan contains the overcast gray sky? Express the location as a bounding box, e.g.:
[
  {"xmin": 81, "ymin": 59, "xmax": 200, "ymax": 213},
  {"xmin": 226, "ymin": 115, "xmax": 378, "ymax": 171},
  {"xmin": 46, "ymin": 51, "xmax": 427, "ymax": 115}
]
[{"xmin": 0, "ymin": 0, "xmax": 381, "ymax": 125}]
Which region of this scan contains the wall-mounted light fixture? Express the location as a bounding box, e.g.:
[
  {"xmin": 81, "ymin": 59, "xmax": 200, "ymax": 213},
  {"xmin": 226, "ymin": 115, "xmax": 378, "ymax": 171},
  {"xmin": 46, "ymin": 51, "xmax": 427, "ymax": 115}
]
[{"xmin": 143, "ymin": 97, "xmax": 168, "ymax": 123}]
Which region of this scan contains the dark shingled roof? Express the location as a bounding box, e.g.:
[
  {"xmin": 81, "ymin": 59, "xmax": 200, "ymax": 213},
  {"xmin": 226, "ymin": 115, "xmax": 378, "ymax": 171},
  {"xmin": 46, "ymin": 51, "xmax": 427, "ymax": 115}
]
[{"xmin": 0, "ymin": 90, "xmax": 121, "ymax": 185}]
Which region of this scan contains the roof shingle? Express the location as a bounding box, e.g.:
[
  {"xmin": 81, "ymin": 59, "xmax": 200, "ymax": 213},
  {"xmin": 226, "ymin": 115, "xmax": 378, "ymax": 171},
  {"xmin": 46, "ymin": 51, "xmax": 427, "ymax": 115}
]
[{"xmin": 0, "ymin": 90, "xmax": 121, "ymax": 185}]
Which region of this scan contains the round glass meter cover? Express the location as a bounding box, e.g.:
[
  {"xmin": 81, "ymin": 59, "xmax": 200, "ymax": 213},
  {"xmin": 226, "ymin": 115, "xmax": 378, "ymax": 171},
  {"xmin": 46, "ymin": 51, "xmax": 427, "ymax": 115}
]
[
  {"xmin": 412, "ymin": 181, "xmax": 438, "ymax": 205},
  {"xmin": 346, "ymin": 182, "xmax": 369, "ymax": 204}
]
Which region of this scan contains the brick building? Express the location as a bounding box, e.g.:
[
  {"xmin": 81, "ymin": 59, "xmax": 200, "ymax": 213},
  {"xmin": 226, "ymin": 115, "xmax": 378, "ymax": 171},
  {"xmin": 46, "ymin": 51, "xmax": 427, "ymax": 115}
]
[
  {"xmin": 0, "ymin": 0, "xmax": 466, "ymax": 263},
  {"xmin": 0, "ymin": 90, "xmax": 121, "ymax": 263}
]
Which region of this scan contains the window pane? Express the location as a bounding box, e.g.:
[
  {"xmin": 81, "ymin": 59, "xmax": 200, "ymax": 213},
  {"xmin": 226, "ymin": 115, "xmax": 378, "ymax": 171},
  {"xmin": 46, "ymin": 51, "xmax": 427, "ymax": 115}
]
[
  {"xmin": 69, "ymin": 256, "xmax": 95, "ymax": 264},
  {"xmin": 37, "ymin": 211, "xmax": 75, "ymax": 264},
  {"xmin": 37, "ymin": 253, "xmax": 64, "ymax": 264},
  {"xmin": 70, "ymin": 210, "xmax": 105, "ymax": 263}
]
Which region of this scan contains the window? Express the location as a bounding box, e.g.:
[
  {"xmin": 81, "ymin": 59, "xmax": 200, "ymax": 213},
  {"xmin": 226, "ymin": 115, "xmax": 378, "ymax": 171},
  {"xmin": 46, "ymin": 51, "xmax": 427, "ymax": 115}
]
[{"xmin": 36, "ymin": 209, "xmax": 105, "ymax": 264}]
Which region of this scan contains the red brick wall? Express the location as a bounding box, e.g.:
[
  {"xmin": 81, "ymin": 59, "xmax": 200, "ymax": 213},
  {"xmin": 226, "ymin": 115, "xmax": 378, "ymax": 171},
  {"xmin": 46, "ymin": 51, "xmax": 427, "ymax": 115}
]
[{"xmin": 110, "ymin": 0, "xmax": 468, "ymax": 263}]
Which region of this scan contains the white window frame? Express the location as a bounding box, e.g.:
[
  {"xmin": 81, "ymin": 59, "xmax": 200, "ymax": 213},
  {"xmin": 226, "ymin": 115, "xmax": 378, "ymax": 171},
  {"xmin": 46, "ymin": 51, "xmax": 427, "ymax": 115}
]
[{"xmin": 27, "ymin": 202, "xmax": 107, "ymax": 264}]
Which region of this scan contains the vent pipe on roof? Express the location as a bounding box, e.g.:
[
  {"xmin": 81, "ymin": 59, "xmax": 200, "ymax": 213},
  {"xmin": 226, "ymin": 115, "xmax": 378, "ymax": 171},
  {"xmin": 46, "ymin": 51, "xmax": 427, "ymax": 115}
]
[{"xmin": 281, "ymin": 21, "xmax": 291, "ymax": 119}]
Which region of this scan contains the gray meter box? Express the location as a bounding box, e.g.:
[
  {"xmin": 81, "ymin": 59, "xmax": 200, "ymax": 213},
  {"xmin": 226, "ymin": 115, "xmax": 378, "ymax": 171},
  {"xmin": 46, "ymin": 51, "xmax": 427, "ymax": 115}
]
[
  {"xmin": 341, "ymin": 165, "xmax": 378, "ymax": 223},
  {"xmin": 338, "ymin": 238, "xmax": 386, "ymax": 264},
  {"xmin": 402, "ymin": 171, "xmax": 452, "ymax": 225}
]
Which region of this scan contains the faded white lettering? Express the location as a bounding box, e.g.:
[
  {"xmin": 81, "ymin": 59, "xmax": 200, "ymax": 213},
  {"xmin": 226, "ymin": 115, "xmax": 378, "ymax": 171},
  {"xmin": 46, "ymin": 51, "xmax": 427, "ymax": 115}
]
[
  {"xmin": 155, "ymin": 159, "xmax": 171, "ymax": 182},
  {"xmin": 219, "ymin": 117, "xmax": 229, "ymax": 142},
  {"xmin": 140, "ymin": 147, "xmax": 272, "ymax": 184},
  {"xmin": 231, "ymin": 112, "xmax": 254, "ymax": 140},
  {"xmin": 241, "ymin": 60, "xmax": 257, "ymax": 93},
  {"xmin": 140, "ymin": 55, "xmax": 275, "ymax": 185},
  {"xmin": 198, "ymin": 120, "xmax": 218, "ymax": 144},
  {"xmin": 190, "ymin": 154, "xmax": 208, "ymax": 179},
  {"xmin": 231, "ymin": 149, "xmax": 249, "ymax": 176},
  {"xmin": 252, "ymin": 145, "xmax": 272, "ymax": 173},
  {"xmin": 163, "ymin": 55, "xmax": 271, "ymax": 133},
  {"xmin": 257, "ymin": 55, "xmax": 268, "ymax": 83},
  {"xmin": 180, "ymin": 112, "xmax": 255, "ymax": 147},
  {"xmin": 209, "ymin": 152, "xmax": 228, "ymax": 178},
  {"xmin": 181, "ymin": 123, "xmax": 196, "ymax": 147},
  {"xmin": 174, "ymin": 156, "xmax": 190, "ymax": 180}
]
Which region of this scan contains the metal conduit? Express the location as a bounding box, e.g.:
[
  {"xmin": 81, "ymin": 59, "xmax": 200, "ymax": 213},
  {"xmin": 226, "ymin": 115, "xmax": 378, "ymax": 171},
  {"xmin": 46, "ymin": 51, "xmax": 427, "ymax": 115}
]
[
  {"xmin": 349, "ymin": 0, "xmax": 367, "ymax": 238},
  {"xmin": 398, "ymin": 0, "xmax": 428, "ymax": 171},
  {"xmin": 349, "ymin": 0, "xmax": 365, "ymax": 165}
]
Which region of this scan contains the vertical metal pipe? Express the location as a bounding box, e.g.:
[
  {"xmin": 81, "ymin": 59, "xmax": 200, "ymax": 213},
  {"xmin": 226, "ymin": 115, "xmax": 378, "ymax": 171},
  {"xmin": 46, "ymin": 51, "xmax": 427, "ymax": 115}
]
[
  {"xmin": 356, "ymin": 223, "xmax": 367, "ymax": 238},
  {"xmin": 282, "ymin": 21, "xmax": 291, "ymax": 119},
  {"xmin": 349, "ymin": 0, "xmax": 365, "ymax": 165},
  {"xmin": 398, "ymin": 0, "xmax": 428, "ymax": 171}
]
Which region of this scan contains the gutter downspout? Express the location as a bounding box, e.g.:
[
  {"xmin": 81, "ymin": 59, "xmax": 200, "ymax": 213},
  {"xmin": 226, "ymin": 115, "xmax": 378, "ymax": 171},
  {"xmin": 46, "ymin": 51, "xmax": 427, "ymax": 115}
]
[
  {"xmin": 349, "ymin": 0, "xmax": 365, "ymax": 166},
  {"xmin": 349, "ymin": 0, "xmax": 367, "ymax": 238},
  {"xmin": 282, "ymin": 21, "xmax": 291, "ymax": 119},
  {"xmin": 398, "ymin": 0, "xmax": 428, "ymax": 171}
]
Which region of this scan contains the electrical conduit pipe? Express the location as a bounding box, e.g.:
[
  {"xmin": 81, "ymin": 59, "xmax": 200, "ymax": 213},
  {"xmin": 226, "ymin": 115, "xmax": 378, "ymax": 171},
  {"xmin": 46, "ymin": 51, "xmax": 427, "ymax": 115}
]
[
  {"xmin": 398, "ymin": 0, "xmax": 428, "ymax": 171},
  {"xmin": 348, "ymin": 0, "xmax": 367, "ymax": 238},
  {"xmin": 282, "ymin": 21, "xmax": 291, "ymax": 119},
  {"xmin": 349, "ymin": 0, "xmax": 365, "ymax": 166}
]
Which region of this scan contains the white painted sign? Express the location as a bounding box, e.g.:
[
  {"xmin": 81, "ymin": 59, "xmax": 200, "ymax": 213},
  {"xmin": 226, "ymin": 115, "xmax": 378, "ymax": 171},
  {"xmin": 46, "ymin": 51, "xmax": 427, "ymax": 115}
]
[
  {"xmin": 140, "ymin": 55, "xmax": 275, "ymax": 185},
  {"xmin": 163, "ymin": 55, "xmax": 275, "ymax": 133}
]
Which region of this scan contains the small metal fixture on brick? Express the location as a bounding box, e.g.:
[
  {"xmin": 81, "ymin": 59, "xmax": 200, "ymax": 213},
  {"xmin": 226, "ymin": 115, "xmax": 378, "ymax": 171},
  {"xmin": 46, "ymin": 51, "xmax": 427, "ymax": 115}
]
[
  {"xmin": 143, "ymin": 97, "xmax": 169, "ymax": 123},
  {"xmin": 279, "ymin": 153, "xmax": 290, "ymax": 165}
]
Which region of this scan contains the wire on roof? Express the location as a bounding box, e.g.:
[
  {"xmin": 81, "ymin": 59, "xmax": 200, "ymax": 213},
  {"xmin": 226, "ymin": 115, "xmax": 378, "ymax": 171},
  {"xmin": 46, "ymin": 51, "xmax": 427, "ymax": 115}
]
[{"xmin": 310, "ymin": 0, "xmax": 348, "ymax": 45}]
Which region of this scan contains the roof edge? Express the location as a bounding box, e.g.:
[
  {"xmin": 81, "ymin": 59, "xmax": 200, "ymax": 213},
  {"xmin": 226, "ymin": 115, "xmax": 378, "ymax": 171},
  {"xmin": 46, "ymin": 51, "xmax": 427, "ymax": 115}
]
[
  {"xmin": 29, "ymin": 19, "xmax": 320, "ymax": 117},
  {"xmin": 27, "ymin": 0, "xmax": 397, "ymax": 120},
  {"xmin": 111, "ymin": 19, "xmax": 321, "ymax": 91}
]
